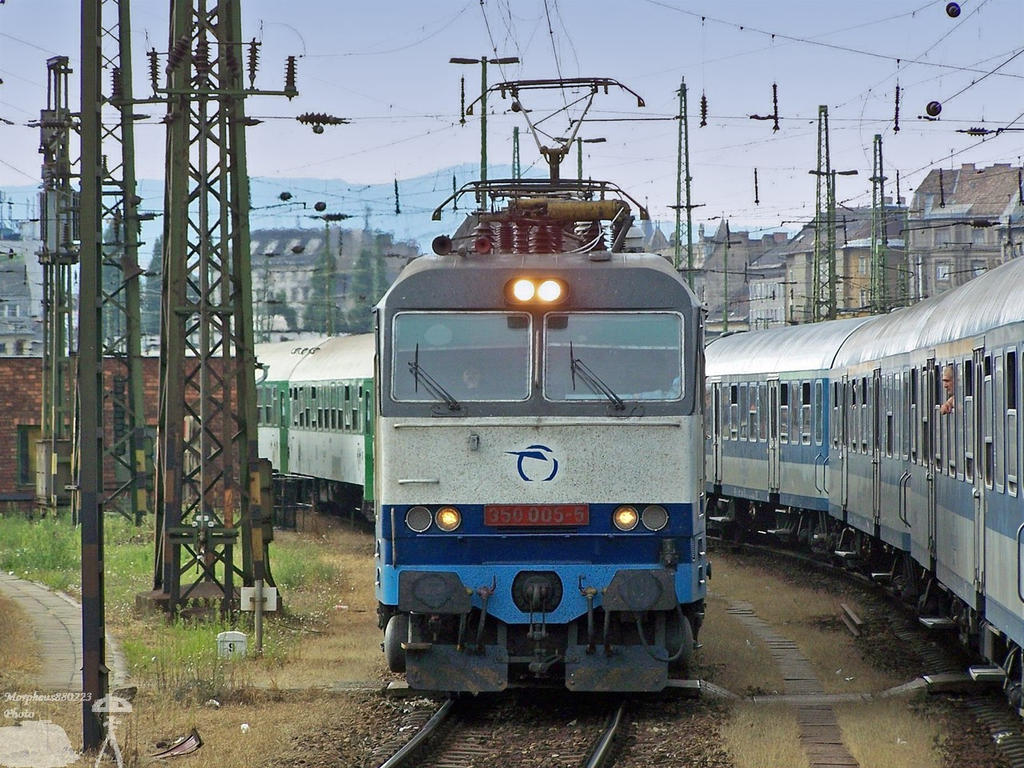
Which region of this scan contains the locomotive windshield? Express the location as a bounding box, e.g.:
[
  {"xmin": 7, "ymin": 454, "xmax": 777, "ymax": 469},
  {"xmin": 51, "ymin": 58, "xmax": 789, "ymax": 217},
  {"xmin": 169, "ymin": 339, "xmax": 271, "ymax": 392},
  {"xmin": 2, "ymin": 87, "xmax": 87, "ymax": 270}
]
[
  {"xmin": 391, "ymin": 312, "xmax": 532, "ymax": 402},
  {"xmin": 543, "ymin": 312, "xmax": 683, "ymax": 402}
]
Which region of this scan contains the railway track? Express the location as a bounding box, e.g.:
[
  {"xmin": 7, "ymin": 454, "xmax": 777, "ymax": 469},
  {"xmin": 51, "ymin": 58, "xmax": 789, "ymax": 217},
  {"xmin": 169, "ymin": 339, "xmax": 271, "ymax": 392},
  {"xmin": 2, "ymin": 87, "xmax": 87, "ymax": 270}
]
[{"xmin": 369, "ymin": 693, "xmax": 626, "ymax": 768}]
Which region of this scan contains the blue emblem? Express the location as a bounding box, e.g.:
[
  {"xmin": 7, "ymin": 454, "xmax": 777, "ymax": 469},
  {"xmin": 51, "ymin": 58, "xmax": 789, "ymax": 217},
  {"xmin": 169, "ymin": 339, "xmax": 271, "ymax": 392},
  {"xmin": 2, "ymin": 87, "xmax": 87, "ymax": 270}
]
[{"xmin": 506, "ymin": 444, "xmax": 559, "ymax": 482}]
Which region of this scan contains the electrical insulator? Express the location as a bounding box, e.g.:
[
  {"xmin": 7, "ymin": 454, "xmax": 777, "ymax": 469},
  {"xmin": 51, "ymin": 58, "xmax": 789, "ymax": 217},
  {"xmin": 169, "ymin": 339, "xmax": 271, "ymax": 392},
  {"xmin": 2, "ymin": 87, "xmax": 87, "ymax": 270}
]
[
  {"xmin": 166, "ymin": 36, "xmax": 189, "ymax": 74},
  {"xmin": 893, "ymin": 84, "xmax": 900, "ymax": 133},
  {"xmin": 148, "ymin": 49, "xmax": 159, "ymax": 91},
  {"xmin": 194, "ymin": 36, "xmax": 210, "ymax": 76},
  {"xmin": 771, "ymin": 82, "xmax": 779, "ymax": 132},
  {"xmin": 700, "ymin": 92, "xmax": 708, "ymax": 127},
  {"xmin": 926, "ymin": 100, "xmax": 942, "ymax": 117},
  {"xmin": 946, "ymin": 2, "xmax": 961, "ymax": 17},
  {"xmin": 110, "ymin": 67, "xmax": 123, "ymax": 102},
  {"xmin": 284, "ymin": 56, "xmax": 298, "ymax": 99},
  {"xmin": 459, "ymin": 77, "xmax": 466, "ymax": 125},
  {"xmin": 247, "ymin": 39, "xmax": 260, "ymax": 87}
]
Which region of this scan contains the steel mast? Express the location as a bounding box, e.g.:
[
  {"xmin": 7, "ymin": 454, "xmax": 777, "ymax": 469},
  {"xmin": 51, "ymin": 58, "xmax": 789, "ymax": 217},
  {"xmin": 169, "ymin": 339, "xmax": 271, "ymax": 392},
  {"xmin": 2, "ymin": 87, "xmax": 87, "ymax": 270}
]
[
  {"xmin": 36, "ymin": 56, "xmax": 77, "ymax": 517},
  {"xmin": 146, "ymin": 0, "xmax": 294, "ymax": 612}
]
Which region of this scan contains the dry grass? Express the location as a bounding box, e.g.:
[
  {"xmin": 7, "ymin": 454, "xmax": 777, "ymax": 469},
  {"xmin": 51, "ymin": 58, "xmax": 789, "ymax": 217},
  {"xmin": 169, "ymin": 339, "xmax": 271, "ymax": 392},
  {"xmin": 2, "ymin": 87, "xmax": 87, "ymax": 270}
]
[
  {"xmin": 721, "ymin": 702, "xmax": 809, "ymax": 768},
  {"xmin": 697, "ymin": 592, "xmax": 785, "ymax": 695},
  {"xmin": 263, "ymin": 527, "xmax": 387, "ymax": 687},
  {"xmin": 0, "ymin": 688, "xmax": 378, "ymax": 768},
  {"xmin": 708, "ymin": 549, "xmax": 897, "ymax": 693},
  {"xmin": 0, "ymin": 593, "xmax": 40, "ymax": 686},
  {"xmin": 0, "ymin": 517, "xmax": 391, "ymax": 767},
  {"xmin": 834, "ymin": 698, "xmax": 944, "ymax": 768}
]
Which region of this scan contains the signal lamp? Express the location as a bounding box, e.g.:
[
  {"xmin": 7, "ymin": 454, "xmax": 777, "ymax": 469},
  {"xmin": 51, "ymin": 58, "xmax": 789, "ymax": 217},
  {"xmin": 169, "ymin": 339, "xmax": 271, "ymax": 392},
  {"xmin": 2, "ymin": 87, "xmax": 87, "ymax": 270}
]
[
  {"xmin": 613, "ymin": 505, "xmax": 639, "ymax": 531},
  {"xmin": 641, "ymin": 505, "xmax": 669, "ymax": 531},
  {"xmin": 406, "ymin": 506, "xmax": 432, "ymax": 533},
  {"xmin": 436, "ymin": 506, "xmax": 462, "ymax": 532}
]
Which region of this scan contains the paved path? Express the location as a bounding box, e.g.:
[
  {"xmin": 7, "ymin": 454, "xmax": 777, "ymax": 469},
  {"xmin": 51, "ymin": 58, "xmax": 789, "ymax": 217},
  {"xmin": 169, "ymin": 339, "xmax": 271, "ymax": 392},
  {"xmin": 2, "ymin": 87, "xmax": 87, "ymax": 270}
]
[{"xmin": 0, "ymin": 572, "xmax": 128, "ymax": 690}]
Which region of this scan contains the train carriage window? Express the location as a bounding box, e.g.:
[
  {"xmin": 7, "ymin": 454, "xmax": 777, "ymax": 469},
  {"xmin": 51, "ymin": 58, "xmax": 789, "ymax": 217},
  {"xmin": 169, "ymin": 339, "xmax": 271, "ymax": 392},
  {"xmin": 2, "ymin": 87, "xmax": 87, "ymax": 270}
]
[
  {"xmin": 910, "ymin": 369, "xmax": 919, "ymax": 463},
  {"xmin": 995, "ymin": 353, "xmax": 1005, "ymax": 493},
  {"xmin": 344, "ymin": 385, "xmax": 352, "ymax": 430},
  {"xmin": 759, "ymin": 383, "xmax": 767, "ymax": 442},
  {"xmin": 831, "ymin": 382, "xmax": 840, "ymax": 449},
  {"xmin": 933, "ymin": 365, "xmax": 943, "ymax": 468},
  {"xmin": 984, "ymin": 355, "xmax": 994, "ymax": 489},
  {"xmin": 740, "ymin": 384, "xmax": 749, "ymax": 441},
  {"xmin": 352, "ymin": 386, "xmax": 361, "ymax": 432},
  {"xmin": 965, "ymin": 359, "xmax": 975, "ymax": 482},
  {"xmin": 729, "ymin": 384, "xmax": 738, "ymax": 441},
  {"xmin": 801, "ymin": 381, "xmax": 811, "ymax": 445},
  {"xmin": 747, "ymin": 383, "xmax": 758, "ymax": 442},
  {"xmin": 393, "ymin": 311, "xmax": 532, "ymax": 402},
  {"xmin": 780, "ymin": 383, "xmax": 790, "ymax": 444},
  {"xmin": 861, "ymin": 378, "xmax": 870, "ymax": 452},
  {"xmin": 1008, "ymin": 350, "xmax": 1019, "ymax": 496},
  {"xmin": 886, "ymin": 377, "xmax": 894, "ymax": 458},
  {"xmin": 814, "ymin": 380, "xmax": 823, "ymax": 446},
  {"xmin": 850, "ymin": 381, "xmax": 858, "ymax": 453}
]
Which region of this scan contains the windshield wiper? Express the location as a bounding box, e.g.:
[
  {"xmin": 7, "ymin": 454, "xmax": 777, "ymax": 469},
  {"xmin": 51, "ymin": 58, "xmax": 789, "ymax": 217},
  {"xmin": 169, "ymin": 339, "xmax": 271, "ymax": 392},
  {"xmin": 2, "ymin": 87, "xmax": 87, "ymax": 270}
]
[
  {"xmin": 569, "ymin": 341, "xmax": 625, "ymax": 411},
  {"xmin": 408, "ymin": 344, "xmax": 461, "ymax": 411}
]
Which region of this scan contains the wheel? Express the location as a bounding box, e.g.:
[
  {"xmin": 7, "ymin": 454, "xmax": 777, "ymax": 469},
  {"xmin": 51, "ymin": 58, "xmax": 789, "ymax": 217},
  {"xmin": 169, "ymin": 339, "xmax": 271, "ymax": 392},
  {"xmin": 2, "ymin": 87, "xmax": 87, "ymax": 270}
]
[{"xmin": 384, "ymin": 613, "xmax": 409, "ymax": 673}]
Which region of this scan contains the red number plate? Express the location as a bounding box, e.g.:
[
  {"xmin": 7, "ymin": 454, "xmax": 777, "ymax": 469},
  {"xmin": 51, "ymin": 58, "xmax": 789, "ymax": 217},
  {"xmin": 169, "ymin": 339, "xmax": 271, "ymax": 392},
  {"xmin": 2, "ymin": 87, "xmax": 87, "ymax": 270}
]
[{"xmin": 484, "ymin": 504, "xmax": 589, "ymax": 527}]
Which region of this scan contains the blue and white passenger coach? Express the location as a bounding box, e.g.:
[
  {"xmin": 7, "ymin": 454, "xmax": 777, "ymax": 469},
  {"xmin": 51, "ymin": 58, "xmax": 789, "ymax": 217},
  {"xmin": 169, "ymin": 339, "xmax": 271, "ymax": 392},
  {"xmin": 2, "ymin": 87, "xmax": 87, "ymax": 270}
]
[{"xmin": 373, "ymin": 192, "xmax": 707, "ymax": 692}]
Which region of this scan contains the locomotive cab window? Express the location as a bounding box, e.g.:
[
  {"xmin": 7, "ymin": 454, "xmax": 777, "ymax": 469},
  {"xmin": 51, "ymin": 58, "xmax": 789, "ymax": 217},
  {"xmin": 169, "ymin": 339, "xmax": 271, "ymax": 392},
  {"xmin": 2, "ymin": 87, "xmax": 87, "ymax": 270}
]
[
  {"xmin": 543, "ymin": 312, "xmax": 683, "ymax": 403},
  {"xmin": 391, "ymin": 312, "xmax": 532, "ymax": 402}
]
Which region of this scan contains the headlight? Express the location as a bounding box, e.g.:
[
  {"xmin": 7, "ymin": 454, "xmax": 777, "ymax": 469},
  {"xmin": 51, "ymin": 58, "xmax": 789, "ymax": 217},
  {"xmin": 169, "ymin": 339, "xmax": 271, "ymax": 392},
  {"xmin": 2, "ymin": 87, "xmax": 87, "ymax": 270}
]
[
  {"xmin": 641, "ymin": 504, "xmax": 669, "ymax": 531},
  {"xmin": 436, "ymin": 506, "xmax": 462, "ymax": 532},
  {"xmin": 537, "ymin": 279, "xmax": 563, "ymax": 302},
  {"xmin": 511, "ymin": 279, "xmax": 535, "ymax": 301},
  {"xmin": 405, "ymin": 506, "xmax": 432, "ymax": 532},
  {"xmin": 612, "ymin": 505, "xmax": 639, "ymax": 531}
]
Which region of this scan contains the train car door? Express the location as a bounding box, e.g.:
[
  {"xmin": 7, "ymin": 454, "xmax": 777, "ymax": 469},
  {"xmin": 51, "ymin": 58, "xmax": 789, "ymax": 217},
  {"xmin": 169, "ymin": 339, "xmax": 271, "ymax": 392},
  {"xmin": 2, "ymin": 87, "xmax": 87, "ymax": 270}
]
[
  {"xmin": 711, "ymin": 382, "xmax": 722, "ymax": 486},
  {"xmin": 972, "ymin": 346, "xmax": 987, "ymax": 593},
  {"xmin": 872, "ymin": 368, "xmax": 882, "ymax": 531},
  {"xmin": 840, "ymin": 374, "xmax": 851, "ymax": 511},
  {"xmin": 767, "ymin": 378, "xmax": 780, "ymax": 494},
  {"xmin": 926, "ymin": 358, "xmax": 938, "ymax": 565}
]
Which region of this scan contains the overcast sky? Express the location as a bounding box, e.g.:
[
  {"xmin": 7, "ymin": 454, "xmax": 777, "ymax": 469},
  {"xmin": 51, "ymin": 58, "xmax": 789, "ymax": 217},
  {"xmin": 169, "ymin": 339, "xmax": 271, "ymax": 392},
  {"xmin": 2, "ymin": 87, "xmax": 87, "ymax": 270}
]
[{"xmin": 2, "ymin": 1, "xmax": 1023, "ymax": 234}]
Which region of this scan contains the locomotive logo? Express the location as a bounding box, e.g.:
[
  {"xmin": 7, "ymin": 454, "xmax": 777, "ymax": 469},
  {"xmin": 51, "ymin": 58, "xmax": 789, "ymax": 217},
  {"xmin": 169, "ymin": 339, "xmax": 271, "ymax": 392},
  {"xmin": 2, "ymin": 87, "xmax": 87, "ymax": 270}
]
[{"xmin": 506, "ymin": 444, "xmax": 559, "ymax": 482}]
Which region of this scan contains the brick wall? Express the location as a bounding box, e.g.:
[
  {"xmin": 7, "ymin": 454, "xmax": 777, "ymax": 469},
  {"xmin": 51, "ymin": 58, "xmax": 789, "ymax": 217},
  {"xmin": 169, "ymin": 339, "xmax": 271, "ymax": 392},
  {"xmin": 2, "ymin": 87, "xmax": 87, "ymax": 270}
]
[{"xmin": 0, "ymin": 356, "xmax": 233, "ymax": 513}]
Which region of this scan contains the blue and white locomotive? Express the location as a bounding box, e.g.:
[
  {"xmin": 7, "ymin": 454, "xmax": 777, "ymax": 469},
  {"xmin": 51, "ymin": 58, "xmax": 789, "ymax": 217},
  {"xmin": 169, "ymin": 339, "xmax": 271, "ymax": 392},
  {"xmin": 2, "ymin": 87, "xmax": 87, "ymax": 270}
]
[
  {"xmin": 374, "ymin": 179, "xmax": 707, "ymax": 692},
  {"xmin": 706, "ymin": 254, "xmax": 1024, "ymax": 711}
]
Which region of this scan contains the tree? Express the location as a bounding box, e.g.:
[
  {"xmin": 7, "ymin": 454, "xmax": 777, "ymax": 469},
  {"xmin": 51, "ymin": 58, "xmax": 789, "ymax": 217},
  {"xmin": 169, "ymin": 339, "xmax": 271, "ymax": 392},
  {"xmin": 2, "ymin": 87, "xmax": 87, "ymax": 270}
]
[
  {"xmin": 302, "ymin": 234, "xmax": 344, "ymax": 334},
  {"xmin": 140, "ymin": 235, "xmax": 162, "ymax": 338}
]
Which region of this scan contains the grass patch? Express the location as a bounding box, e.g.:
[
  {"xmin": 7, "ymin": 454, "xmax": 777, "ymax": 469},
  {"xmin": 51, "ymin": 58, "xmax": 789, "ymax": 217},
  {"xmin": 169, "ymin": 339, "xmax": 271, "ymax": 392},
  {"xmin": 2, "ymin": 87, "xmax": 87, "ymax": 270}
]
[
  {"xmin": 834, "ymin": 698, "xmax": 943, "ymax": 768},
  {"xmin": 698, "ymin": 592, "xmax": 785, "ymax": 695},
  {"xmin": 708, "ymin": 548, "xmax": 896, "ymax": 693},
  {"xmin": 721, "ymin": 702, "xmax": 808, "ymax": 768},
  {"xmin": 0, "ymin": 593, "xmax": 40, "ymax": 687},
  {"xmin": 0, "ymin": 515, "xmax": 383, "ymax": 695},
  {"xmin": 0, "ymin": 515, "xmax": 81, "ymax": 593}
]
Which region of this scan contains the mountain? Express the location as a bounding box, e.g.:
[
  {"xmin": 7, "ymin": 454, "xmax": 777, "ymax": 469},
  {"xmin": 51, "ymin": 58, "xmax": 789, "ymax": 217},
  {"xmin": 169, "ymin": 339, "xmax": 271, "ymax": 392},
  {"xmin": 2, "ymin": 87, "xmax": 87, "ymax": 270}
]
[{"xmin": 0, "ymin": 164, "xmax": 527, "ymax": 261}]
